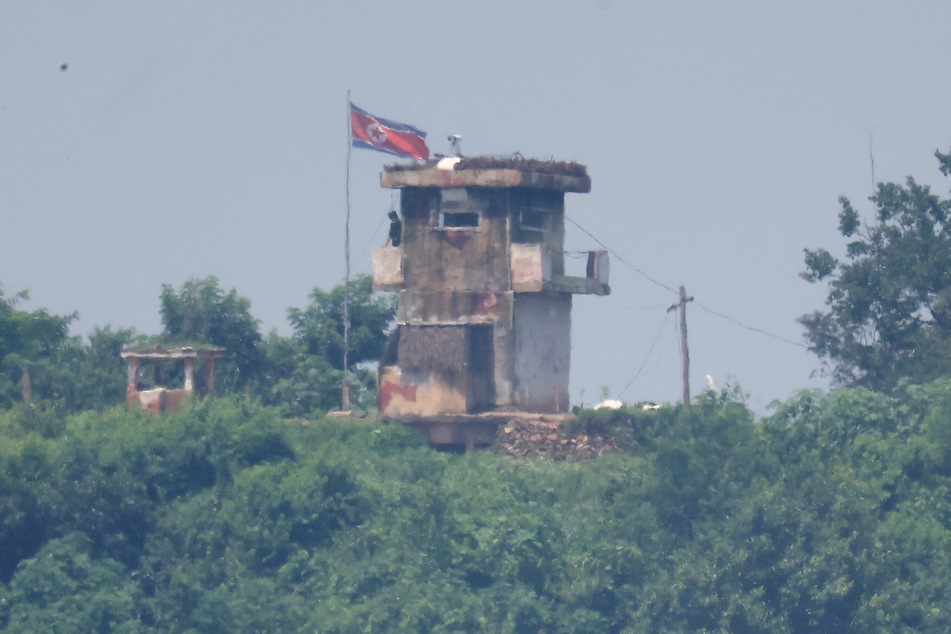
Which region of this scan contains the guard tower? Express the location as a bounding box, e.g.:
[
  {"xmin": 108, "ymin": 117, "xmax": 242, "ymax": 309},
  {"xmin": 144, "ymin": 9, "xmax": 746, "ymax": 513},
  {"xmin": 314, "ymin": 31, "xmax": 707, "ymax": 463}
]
[
  {"xmin": 121, "ymin": 345, "xmax": 225, "ymax": 413},
  {"xmin": 373, "ymin": 157, "xmax": 609, "ymax": 445}
]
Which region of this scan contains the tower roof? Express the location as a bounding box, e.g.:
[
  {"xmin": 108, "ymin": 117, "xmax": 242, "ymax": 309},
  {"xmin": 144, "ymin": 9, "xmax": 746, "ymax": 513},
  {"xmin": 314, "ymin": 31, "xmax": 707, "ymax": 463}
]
[{"xmin": 381, "ymin": 156, "xmax": 590, "ymax": 193}]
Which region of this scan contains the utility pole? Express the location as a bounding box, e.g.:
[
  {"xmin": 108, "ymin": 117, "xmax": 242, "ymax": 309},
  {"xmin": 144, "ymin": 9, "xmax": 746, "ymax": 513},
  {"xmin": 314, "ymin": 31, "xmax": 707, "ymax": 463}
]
[{"xmin": 668, "ymin": 285, "xmax": 694, "ymax": 407}]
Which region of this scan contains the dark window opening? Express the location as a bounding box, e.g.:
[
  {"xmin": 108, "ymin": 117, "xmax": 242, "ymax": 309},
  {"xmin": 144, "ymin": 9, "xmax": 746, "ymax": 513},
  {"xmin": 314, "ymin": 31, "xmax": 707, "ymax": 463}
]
[
  {"xmin": 519, "ymin": 208, "xmax": 551, "ymax": 232},
  {"xmin": 440, "ymin": 211, "xmax": 480, "ymax": 228},
  {"xmin": 435, "ymin": 187, "xmax": 481, "ymax": 230}
]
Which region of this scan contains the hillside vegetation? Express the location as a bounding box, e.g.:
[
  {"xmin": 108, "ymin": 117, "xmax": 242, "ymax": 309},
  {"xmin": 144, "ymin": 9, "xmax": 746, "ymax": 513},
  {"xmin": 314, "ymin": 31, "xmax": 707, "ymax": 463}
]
[
  {"xmin": 2, "ymin": 386, "xmax": 951, "ymax": 632},
  {"xmin": 5, "ymin": 150, "xmax": 951, "ymax": 631}
]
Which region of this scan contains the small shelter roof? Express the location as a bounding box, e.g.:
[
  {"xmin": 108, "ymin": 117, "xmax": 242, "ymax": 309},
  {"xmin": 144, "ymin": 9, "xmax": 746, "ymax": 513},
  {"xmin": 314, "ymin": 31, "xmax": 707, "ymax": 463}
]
[{"xmin": 120, "ymin": 345, "xmax": 226, "ymax": 360}]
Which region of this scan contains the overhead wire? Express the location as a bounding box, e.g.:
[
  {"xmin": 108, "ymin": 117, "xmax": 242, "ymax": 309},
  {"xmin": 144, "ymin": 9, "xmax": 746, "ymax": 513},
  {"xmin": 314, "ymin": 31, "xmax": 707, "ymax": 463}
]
[
  {"xmin": 565, "ymin": 215, "xmax": 810, "ymax": 351},
  {"xmin": 352, "ymin": 190, "xmax": 399, "ymax": 275},
  {"xmin": 694, "ymin": 301, "xmax": 809, "ymax": 349},
  {"xmin": 616, "ymin": 310, "xmax": 672, "ymax": 399},
  {"xmin": 566, "ymin": 215, "xmax": 680, "ymax": 296},
  {"xmin": 353, "ymin": 214, "xmax": 387, "ymax": 272}
]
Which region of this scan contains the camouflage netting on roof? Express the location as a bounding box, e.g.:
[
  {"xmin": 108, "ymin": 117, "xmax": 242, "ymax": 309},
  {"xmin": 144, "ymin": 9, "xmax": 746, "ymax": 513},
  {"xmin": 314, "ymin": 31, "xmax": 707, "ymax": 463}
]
[
  {"xmin": 386, "ymin": 155, "xmax": 588, "ymax": 177},
  {"xmin": 121, "ymin": 341, "xmax": 226, "ymax": 359},
  {"xmin": 456, "ymin": 157, "xmax": 588, "ymax": 176},
  {"xmin": 398, "ymin": 324, "xmax": 466, "ymax": 375}
]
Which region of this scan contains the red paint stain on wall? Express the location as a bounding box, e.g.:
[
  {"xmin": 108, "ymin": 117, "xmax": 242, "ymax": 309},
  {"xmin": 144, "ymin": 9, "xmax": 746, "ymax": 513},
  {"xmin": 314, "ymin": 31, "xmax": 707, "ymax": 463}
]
[
  {"xmin": 378, "ymin": 379, "xmax": 418, "ymax": 412},
  {"xmin": 442, "ymin": 231, "xmax": 470, "ymax": 250},
  {"xmin": 474, "ymin": 292, "xmax": 499, "ymax": 316}
]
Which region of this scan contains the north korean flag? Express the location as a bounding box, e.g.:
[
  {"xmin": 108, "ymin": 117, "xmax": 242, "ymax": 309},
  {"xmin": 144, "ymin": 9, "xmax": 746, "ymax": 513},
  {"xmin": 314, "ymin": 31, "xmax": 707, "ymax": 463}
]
[{"xmin": 350, "ymin": 103, "xmax": 430, "ymax": 160}]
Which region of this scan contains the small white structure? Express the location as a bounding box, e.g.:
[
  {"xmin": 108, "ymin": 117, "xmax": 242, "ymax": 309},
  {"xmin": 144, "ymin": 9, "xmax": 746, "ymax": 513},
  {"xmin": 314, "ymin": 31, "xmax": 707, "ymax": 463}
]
[{"xmin": 121, "ymin": 346, "xmax": 225, "ymax": 413}]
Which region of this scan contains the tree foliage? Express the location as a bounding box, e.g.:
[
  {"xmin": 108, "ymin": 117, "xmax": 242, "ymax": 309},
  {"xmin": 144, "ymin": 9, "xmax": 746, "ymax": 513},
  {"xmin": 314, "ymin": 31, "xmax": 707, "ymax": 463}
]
[
  {"xmin": 287, "ymin": 273, "xmax": 396, "ymax": 371},
  {"xmin": 0, "ymin": 274, "xmax": 396, "ymax": 416},
  {"xmin": 159, "ymin": 276, "xmax": 265, "ymax": 392},
  {"xmin": 53, "ymin": 326, "xmax": 138, "ymax": 412},
  {"xmin": 261, "ymin": 274, "xmax": 396, "ymax": 415},
  {"xmin": 0, "ymin": 286, "xmax": 74, "ymax": 407},
  {"xmin": 801, "ymin": 149, "xmax": 951, "ymax": 389},
  {"xmin": 3, "ymin": 387, "xmax": 951, "ymax": 631}
]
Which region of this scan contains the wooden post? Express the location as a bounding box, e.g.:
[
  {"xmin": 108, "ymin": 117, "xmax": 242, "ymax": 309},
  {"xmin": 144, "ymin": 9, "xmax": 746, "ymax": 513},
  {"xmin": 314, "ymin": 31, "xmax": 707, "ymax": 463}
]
[
  {"xmin": 126, "ymin": 357, "xmax": 139, "ymax": 391},
  {"xmin": 668, "ymin": 285, "xmax": 694, "ymax": 407},
  {"xmin": 183, "ymin": 357, "xmax": 195, "ymax": 392}
]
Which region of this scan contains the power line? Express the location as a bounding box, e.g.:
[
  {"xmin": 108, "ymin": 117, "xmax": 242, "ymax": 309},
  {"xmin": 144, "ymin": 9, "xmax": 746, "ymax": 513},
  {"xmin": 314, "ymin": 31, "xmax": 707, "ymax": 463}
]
[
  {"xmin": 565, "ymin": 215, "xmax": 810, "ymax": 351},
  {"xmin": 694, "ymin": 301, "xmax": 808, "ymax": 349},
  {"xmin": 565, "ymin": 215, "xmax": 680, "ymax": 295},
  {"xmin": 353, "ymin": 214, "xmax": 387, "ymax": 271},
  {"xmin": 616, "ymin": 310, "xmax": 672, "ymax": 399}
]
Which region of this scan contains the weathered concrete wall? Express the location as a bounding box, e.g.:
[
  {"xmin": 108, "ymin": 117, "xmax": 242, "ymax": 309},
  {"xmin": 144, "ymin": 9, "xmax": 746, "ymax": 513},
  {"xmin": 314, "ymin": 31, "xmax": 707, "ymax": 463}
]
[
  {"xmin": 491, "ymin": 318, "xmax": 514, "ymax": 407},
  {"xmin": 509, "ymin": 189, "xmax": 565, "ymax": 276},
  {"xmin": 510, "ymin": 243, "xmax": 551, "ymax": 293},
  {"xmin": 400, "ymin": 188, "xmax": 511, "ymax": 292},
  {"xmin": 126, "ymin": 388, "xmax": 191, "ymax": 413},
  {"xmin": 394, "ymin": 290, "xmax": 515, "ymax": 408},
  {"xmin": 396, "ymin": 289, "xmax": 513, "ymax": 325},
  {"xmin": 381, "ymin": 164, "xmax": 591, "ymax": 193},
  {"xmin": 378, "ymin": 366, "xmax": 467, "ymax": 417},
  {"xmin": 376, "ymin": 167, "xmax": 600, "ymax": 422},
  {"xmin": 378, "ymin": 324, "xmax": 496, "ymax": 417},
  {"xmin": 512, "ymin": 293, "xmax": 572, "ymax": 413},
  {"xmin": 372, "ymin": 246, "xmax": 403, "ymax": 291}
]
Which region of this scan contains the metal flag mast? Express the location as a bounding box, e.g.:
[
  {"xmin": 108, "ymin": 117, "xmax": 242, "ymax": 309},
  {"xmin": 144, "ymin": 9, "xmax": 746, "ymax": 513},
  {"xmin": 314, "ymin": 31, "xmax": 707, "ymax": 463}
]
[
  {"xmin": 341, "ymin": 95, "xmax": 430, "ymax": 411},
  {"xmin": 342, "ymin": 90, "xmax": 352, "ymax": 411}
]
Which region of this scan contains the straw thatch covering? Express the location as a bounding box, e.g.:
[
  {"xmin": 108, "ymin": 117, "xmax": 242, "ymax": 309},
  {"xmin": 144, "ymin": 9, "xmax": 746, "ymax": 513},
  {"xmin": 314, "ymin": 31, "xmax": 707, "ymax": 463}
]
[
  {"xmin": 456, "ymin": 156, "xmax": 587, "ymax": 177},
  {"xmin": 385, "ymin": 155, "xmax": 588, "ymax": 177},
  {"xmin": 398, "ymin": 325, "xmax": 466, "ymax": 374}
]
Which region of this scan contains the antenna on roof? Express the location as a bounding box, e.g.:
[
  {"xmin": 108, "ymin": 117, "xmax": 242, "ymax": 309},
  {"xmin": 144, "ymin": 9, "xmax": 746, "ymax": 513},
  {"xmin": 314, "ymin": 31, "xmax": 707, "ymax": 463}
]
[{"xmin": 448, "ymin": 134, "xmax": 462, "ymax": 157}]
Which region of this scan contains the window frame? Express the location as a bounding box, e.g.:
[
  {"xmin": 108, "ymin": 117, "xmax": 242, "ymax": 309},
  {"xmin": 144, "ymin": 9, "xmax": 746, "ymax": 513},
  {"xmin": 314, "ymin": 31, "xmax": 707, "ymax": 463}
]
[{"xmin": 432, "ymin": 187, "xmax": 483, "ymax": 232}]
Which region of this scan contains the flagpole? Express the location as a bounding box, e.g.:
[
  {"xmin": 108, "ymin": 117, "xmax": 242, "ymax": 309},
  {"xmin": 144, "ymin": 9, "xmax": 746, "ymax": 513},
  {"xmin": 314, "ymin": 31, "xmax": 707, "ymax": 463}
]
[{"xmin": 342, "ymin": 90, "xmax": 352, "ymax": 411}]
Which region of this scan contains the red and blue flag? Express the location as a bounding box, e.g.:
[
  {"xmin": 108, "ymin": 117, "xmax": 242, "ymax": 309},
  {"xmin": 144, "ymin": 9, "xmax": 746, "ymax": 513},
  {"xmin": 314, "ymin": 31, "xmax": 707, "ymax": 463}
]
[{"xmin": 350, "ymin": 103, "xmax": 429, "ymax": 160}]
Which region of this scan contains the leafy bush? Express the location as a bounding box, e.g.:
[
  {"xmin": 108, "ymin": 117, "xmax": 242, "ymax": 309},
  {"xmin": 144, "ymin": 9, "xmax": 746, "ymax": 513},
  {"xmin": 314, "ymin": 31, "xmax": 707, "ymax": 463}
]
[{"xmin": 3, "ymin": 388, "xmax": 951, "ymax": 631}]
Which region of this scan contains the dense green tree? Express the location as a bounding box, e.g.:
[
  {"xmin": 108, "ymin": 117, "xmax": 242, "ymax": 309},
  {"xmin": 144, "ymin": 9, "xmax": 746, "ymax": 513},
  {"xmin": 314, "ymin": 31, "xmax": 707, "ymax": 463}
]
[
  {"xmin": 262, "ymin": 274, "xmax": 396, "ymax": 414},
  {"xmin": 159, "ymin": 276, "xmax": 264, "ymax": 392},
  {"xmin": 0, "ymin": 282, "xmax": 141, "ymax": 412},
  {"xmin": 287, "ymin": 274, "xmax": 396, "ymax": 371},
  {"xmin": 758, "ymin": 384, "xmax": 951, "ymax": 631},
  {"xmin": 53, "ymin": 326, "xmax": 138, "ymax": 412},
  {"xmin": 0, "ymin": 423, "xmax": 62, "ymax": 585},
  {"xmin": 0, "ymin": 275, "xmax": 395, "ymax": 415},
  {"xmin": 800, "ymin": 149, "xmax": 951, "ymax": 389},
  {"xmin": 258, "ymin": 335, "xmax": 354, "ymax": 416},
  {"xmin": 4, "ymin": 385, "xmax": 951, "ymax": 631},
  {"xmin": 0, "ymin": 286, "xmax": 74, "ymax": 407},
  {"xmin": 3, "ymin": 533, "xmax": 145, "ymax": 632}
]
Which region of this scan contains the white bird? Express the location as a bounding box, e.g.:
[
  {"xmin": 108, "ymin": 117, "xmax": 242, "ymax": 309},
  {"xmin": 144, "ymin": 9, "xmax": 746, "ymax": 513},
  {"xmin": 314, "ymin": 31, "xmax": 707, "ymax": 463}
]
[{"xmin": 705, "ymin": 374, "xmax": 717, "ymax": 392}]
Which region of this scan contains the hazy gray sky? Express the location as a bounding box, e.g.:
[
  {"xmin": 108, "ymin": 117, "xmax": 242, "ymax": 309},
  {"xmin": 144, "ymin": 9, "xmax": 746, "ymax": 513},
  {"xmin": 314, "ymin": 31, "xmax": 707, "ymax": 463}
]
[{"xmin": 3, "ymin": 2, "xmax": 951, "ymax": 412}]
